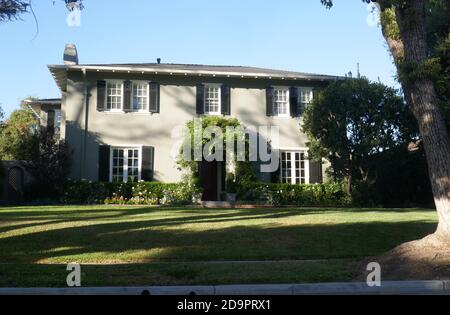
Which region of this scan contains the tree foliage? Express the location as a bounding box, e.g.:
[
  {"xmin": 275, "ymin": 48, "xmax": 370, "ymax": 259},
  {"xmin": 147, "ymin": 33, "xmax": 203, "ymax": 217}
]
[
  {"xmin": 25, "ymin": 130, "xmax": 70, "ymax": 200},
  {"xmin": 0, "ymin": 0, "xmax": 28, "ymax": 22},
  {"xmin": 0, "ymin": 105, "xmax": 39, "ymax": 161},
  {"xmin": 303, "ymin": 78, "xmax": 417, "ymax": 187}
]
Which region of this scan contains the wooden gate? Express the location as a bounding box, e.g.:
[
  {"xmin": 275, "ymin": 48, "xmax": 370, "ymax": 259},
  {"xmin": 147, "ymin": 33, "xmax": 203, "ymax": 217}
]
[{"xmin": 8, "ymin": 166, "xmax": 24, "ymax": 203}]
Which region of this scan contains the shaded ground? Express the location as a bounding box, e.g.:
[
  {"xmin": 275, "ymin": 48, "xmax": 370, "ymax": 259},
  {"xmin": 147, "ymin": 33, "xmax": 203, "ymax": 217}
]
[
  {"xmin": 0, "ymin": 205, "xmax": 440, "ymax": 287},
  {"xmin": 359, "ymin": 233, "xmax": 450, "ymax": 281}
]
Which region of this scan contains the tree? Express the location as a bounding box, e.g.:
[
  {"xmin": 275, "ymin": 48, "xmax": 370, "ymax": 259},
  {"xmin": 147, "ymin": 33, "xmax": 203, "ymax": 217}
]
[
  {"xmin": 0, "ymin": 105, "xmax": 39, "ymax": 161},
  {"xmin": 304, "ymin": 78, "xmax": 418, "ymax": 194},
  {"xmin": 322, "ymin": 0, "xmax": 450, "ymax": 241},
  {"xmin": 26, "ymin": 130, "xmax": 70, "ymax": 200},
  {"xmin": 427, "ymin": 0, "xmax": 450, "ymax": 134}
]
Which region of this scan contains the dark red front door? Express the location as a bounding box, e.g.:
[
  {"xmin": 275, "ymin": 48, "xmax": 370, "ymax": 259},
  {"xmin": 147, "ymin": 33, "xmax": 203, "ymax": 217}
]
[{"xmin": 199, "ymin": 161, "xmax": 219, "ymax": 201}]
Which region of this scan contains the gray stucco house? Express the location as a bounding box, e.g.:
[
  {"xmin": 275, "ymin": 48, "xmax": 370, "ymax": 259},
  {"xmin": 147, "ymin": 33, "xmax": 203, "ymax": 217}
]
[{"xmin": 36, "ymin": 45, "xmax": 339, "ymax": 201}]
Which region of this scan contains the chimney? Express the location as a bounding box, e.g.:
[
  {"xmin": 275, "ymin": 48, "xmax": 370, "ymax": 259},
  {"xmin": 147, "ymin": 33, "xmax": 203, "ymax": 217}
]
[
  {"xmin": 64, "ymin": 44, "xmax": 79, "ymax": 65},
  {"xmin": 157, "ymin": 58, "xmax": 161, "ymax": 64}
]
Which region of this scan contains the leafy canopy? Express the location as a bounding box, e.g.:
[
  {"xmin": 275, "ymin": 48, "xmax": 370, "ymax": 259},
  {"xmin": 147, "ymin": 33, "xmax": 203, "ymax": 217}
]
[
  {"xmin": 303, "ymin": 78, "xmax": 418, "ymax": 181},
  {"xmin": 0, "ymin": 104, "xmax": 39, "ymax": 160}
]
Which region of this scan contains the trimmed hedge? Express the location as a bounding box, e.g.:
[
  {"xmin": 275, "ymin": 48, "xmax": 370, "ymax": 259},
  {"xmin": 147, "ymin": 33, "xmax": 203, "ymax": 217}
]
[
  {"xmin": 239, "ymin": 182, "xmax": 350, "ymax": 207},
  {"xmin": 64, "ymin": 180, "xmax": 349, "ymax": 207},
  {"xmin": 63, "ymin": 181, "xmax": 196, "ymax": 205}
]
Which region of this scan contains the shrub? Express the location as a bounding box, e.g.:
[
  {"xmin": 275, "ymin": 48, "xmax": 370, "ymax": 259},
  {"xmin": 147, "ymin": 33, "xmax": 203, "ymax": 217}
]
[
  {"xmin": 63, "ymin": 180, "xmax": 200, "ymax": 206},
  {"xmin": 239, "ymin": 182, "xmax": 350, "ymax": 207}
]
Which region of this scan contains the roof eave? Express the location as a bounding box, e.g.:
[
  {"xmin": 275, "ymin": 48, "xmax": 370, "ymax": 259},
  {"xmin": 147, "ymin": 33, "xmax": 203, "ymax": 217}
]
[{"xmin": 48, "ymin": 64, "xmax": 342, "ymax": 90}]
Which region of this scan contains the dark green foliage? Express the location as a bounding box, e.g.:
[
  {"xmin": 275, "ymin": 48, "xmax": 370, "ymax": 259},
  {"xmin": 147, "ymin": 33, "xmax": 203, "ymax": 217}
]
[
  {"xmin": 303, "ymin": 78, "xmax": 417, "ymax": 182},
  {"xmin": 62, "ymin": 181, "xmax": 192, "ymax": 205},
  {"xmin": 351, "ymin": 147, "xmax": 433, "ymax": 207},
  {"xmin": 0, "ymin": 106, "xmax": 39, "ymax": 161},
  {"xmin": 240, "ymin": 182, "xmax": 350, "ymax": 207},
  {"xmin": 24, "ymin": 131, "xmax": 70, "ymax": 200}
]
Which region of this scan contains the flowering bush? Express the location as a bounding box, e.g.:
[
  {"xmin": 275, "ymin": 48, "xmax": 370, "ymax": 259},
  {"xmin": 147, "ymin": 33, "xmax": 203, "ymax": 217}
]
[{"xmin": 63, "ymin": 180, "xmax": 201, "ymax": 206}]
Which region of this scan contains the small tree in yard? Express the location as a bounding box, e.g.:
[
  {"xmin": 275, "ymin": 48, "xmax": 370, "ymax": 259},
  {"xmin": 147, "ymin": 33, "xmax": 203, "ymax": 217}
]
[
  {"xmin": 27, "ymin": 130, "xmax": 70, "ymax": 200},
  {"xmin": 303, "ymin": 78, "xmax": 418, "ymax": 195},
  {"xmin": 0, "ymin": 105, "xmax": 39, "ymax": 161}
]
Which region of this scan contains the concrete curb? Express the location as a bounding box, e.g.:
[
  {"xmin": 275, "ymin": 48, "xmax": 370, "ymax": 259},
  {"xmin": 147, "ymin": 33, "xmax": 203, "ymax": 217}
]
[{"xmin": 0, "ymin": 281, "xmax": 449, "ymax": 295}]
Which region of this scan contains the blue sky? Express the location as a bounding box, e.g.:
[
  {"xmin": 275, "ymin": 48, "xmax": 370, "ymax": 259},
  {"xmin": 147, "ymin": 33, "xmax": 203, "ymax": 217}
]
[{"xmin": 0, "ymin": 0, "xmax": 397, "ymax": 117}]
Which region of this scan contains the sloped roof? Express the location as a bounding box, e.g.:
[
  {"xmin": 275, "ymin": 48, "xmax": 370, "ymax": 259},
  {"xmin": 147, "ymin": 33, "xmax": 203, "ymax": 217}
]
[
  {"xmin": 24, "ymin": 98, "xmax": 61, "ymax": 106},
  {"xmin": 48, "ymin": 62, "xmax": 341, "ymax": 92}
]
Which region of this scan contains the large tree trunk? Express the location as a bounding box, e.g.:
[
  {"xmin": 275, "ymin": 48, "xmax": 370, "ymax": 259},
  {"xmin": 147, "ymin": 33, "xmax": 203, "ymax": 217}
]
[{"xmin": 380, "ymin": 0, "xmax": 450, "ymax": 238}]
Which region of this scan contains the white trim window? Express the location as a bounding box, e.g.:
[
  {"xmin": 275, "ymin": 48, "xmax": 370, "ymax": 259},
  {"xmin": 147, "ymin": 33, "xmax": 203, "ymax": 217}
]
[
  {"xmin": 132, "ymin": 82, "xmax": 149, "ymax": 111},
  {"xmin": 299, "ymin": 88, "xmax": 314, "ymax": 109},
  {"xmin": 273, "ymin": 88, "xmax": 290, "ymax": 117},
  {"xmin": 106, "ymin": 81, "xmax": 124, "ymax": 111},
  {"xmin": 204, "ymin": 84, "xmax": 221, "ymax": 115},
  {"xmin": 280, "ymin": 151, "xmax": 309, "ymax": 184},
  {"xmin": 111, "ymin": 147, "xmax": 142, "ymax": 183}
]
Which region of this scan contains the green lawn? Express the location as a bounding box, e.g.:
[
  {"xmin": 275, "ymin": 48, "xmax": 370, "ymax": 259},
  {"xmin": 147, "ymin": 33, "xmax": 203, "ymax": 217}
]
[{"xmin": 0, "ymin": 206, "xmax": 437, "ymax": 287}]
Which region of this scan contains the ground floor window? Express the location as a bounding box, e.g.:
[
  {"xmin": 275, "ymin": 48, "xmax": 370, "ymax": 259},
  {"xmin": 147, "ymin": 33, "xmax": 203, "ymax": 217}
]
[
  {"xmin": 280, "ymin": 151, "xmax": 309, "ymax": 184},
  {"xmin": 111, "ymin": 147, "xmax": 141, "ymax": 183}
]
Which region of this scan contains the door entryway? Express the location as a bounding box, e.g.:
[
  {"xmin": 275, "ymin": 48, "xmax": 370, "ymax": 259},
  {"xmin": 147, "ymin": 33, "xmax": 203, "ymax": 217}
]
[{"xmin": 199, "ymin": 160, "xmax": 225, "ymax": 201}]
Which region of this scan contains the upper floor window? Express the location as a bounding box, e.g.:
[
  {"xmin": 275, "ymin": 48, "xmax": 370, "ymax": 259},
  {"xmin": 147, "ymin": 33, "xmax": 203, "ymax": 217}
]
[
  {"xmin": 204, "ymin": 85, "xmax": 221, "ymax": 115},
  {"xmin": 299, "ymin": 88, "xmax": 314, "ymax": 108},
  {"xmin": 132, "ymin": 82, "xmax": 149, "ymax": 111},
  {"xmin": 273, "ymin": 88, "xmax": 290, "ymax": 117},
  {"xmin": 106, "ymin": 82, "xmax": 123, "ymax": 111}
]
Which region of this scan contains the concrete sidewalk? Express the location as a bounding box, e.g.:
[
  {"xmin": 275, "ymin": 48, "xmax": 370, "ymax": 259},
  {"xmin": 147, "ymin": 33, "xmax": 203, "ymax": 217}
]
[{"xmin": 0, "ymin": 281, "xmax": 449, "ymax": 295}]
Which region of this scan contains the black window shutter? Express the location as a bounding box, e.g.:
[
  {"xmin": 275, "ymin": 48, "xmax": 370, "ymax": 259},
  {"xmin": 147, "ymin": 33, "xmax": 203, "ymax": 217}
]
[
  {"xmin": 221, "ymin": 85, "xmax": 231, "ymax": 115},
  {"xmin": 98, "ymin": 145, "xmax": 111, "ymax": 182},
  {"xmin": 149, "ymin": 82, "xmax": 160, "ymax": 113},
  {"xmin": 123, "ymin": 80, "xmax": 132, "ymax": 112},
  {"xmin": 196, "ymin": 84, "xmax": 205, "ymax": 115},
  {"xmin": 47, "ymin": 110, "xmax": 55, "ymax": 133},
  {"xmin": 309, "ymin": 160, "xmax": 323, "ymax": 184},
  {"xmin": 271, "ymin": 167, "xmax": 280, "ymax": 183},
  {"xmin": 290, "ymin": 87, "xmax": 299, "ymax": 117},
  {"xmin": 142, "ymin": 146, "xmax": 155, "ymax": 182},
  {"xmin": 97, "ymin": 80, "xmax": 106, "ymax": 111},
  {"xmin": 266, "ymin": 87, "xmax": 274, "ymax": 116}
]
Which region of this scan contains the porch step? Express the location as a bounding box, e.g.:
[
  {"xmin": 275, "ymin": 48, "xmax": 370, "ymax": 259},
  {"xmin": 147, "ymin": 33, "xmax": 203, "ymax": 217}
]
[{"xmin": 201, "ymin": 201, "xmax": 235, "ymax": 209}]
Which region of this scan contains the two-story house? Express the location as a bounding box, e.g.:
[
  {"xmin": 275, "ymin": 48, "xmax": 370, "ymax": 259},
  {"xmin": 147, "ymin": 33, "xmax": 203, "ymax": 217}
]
[{"xmin": 42, "ymin": 45, "xmax": 339, "ymax": 201}]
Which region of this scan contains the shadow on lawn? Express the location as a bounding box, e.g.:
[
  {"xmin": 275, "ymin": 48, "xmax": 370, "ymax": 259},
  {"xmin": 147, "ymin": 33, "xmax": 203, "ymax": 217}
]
[{"xmin": 0, "ymin": 206, "xmax": 437, "ymax": 264}]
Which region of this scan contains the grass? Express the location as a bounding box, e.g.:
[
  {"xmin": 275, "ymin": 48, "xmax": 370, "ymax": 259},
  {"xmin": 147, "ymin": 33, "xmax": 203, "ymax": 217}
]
[{"xmin": 0, "ymin": 206, "xmax": 438, "ymax": 287}]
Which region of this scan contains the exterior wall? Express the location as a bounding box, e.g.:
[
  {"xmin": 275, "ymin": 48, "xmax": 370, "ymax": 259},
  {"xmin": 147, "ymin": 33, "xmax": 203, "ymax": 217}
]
[{"xmin": 64, "ymin": 70, "xmax": 328, "ymax": 183}]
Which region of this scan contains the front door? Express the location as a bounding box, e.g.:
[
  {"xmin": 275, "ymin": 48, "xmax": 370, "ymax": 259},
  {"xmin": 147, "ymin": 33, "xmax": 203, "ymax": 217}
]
[{"xmin": 199, "ymin": 160, "xmax": 219, "ymax": 201}]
